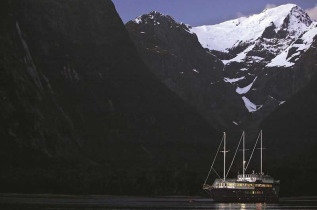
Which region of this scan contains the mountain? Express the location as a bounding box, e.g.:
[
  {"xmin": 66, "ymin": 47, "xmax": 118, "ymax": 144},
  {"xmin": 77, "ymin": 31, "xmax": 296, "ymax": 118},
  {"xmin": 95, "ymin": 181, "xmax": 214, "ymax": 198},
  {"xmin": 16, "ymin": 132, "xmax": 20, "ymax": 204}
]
[
  {"xmin": 126, "ymin": 11, "xmax": 248, "ymax": 130},
  {"xmin": 261, "ymin": 54, "xmax": 317, "ymax": 196},
  {"xmin": 0, "ymin": 0, "xmax": 220, "ymax": 195},
  {"xmin": 192, "ymin": 4, "xmax": 312, "ymax": 54},
  {"xmin": 192, "ymin": 4, "xmax": 317, "ymax": 117},
  {"xmin": 127, "ymin": 4, "xmax": 317, "ymax": 133}
]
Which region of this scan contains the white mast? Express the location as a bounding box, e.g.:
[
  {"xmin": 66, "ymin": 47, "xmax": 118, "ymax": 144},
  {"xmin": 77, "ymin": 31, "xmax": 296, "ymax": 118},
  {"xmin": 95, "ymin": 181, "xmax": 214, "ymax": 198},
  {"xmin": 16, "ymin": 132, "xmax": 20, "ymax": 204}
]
[
  {"xmin": 223, "ymin": 132, "xmax": 226, "ymax": 181},
  {"xmin": 242, "ymin": 131, "xmax": 245, "ymax": 179},
  {"xmin": 260, "ymin": 130, "xmax": 263, "ymax": 174}
]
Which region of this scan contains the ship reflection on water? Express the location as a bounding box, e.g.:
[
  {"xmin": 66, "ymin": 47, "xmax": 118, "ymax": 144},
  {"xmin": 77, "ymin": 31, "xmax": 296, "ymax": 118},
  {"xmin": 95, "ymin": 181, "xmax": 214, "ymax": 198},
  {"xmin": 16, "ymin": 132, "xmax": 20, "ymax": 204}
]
[
  {"xmin": 213, "ymin": 200, "xmax": 317, "ymax": 209},
  {"xmin": 216, "ymin": 202, "xmax": 265, "ymax": 209},
  {"xmin": 1, "ymin": 195, "xmax": 317, "ymax": 210}
]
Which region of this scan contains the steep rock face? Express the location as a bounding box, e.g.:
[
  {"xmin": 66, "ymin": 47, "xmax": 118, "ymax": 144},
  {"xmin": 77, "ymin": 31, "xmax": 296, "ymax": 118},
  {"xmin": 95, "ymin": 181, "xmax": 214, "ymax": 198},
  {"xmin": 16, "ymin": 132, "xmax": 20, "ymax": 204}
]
[
  {"xmin": 126, "ymin": 12, "xmax": 248, "ymax": 130},
  {"xmin": 261, "ymin": 61, "xmax": 317, "ymax": 196},
  {"xmin": 0, "ymin": 0, "xmax": 220, "ymax": 195}
]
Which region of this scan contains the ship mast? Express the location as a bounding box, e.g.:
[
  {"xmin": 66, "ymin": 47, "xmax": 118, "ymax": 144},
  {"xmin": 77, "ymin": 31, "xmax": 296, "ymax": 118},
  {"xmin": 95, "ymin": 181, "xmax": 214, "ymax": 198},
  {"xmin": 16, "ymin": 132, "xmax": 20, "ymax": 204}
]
[
  {"xmin": 223, "ymin": 132, "xmax": 226, "ymax": 181},
  {"xmin": 242, "ymin": 131, "xmax": 245, "ymax": 179},
  {"xmin": 260, "ymin": 130, "xmax": 263, "ymax": 174}
]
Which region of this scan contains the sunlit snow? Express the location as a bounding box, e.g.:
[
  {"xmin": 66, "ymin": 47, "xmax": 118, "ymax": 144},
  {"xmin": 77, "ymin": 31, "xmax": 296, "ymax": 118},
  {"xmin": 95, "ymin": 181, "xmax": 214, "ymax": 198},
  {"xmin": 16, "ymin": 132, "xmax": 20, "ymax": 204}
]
[
  {"xmin": 267, "ymin": 22, "xmax": 317, "ymax": 67},
  {"xmin": 191, "ymin": 4, "xmax": 311, "ymax": 52},
  {"xmin": 222, "ymin": 44, "xmax": 255, "ymax": 64}
]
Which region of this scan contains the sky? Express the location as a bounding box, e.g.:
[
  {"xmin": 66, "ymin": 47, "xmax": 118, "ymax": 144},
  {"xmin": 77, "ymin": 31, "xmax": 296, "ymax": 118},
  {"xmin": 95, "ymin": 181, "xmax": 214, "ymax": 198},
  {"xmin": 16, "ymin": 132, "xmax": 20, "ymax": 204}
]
[{"xmin": 112, "ymin": 0, "xmax": 317, "ymax": 26}]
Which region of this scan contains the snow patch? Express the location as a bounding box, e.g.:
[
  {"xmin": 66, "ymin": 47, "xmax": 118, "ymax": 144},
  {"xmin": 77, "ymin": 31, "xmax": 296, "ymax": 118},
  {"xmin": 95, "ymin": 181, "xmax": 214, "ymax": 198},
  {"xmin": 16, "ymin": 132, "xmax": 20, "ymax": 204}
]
[
  {"xmin": 224, "ymin": 76, "xmax": 245, "ymax": 83},
  {"xmin": 232, "ymin": 121, "xmax": 239, "ymax": 125},
  {"xmin": 266, "ymin": 50, "xmax": 294, "ymax": 67},
  {"xmin": 222, "ymin": 44, "xmax": 255, "ymax": 64},
  {"xmin": 193, "ymin": 69, "xmax": 199, "ymax": 73},
  {"xmin": 242, "ymin": 96, "xmax": 263, "ymax": 112},
  {"xmin": 134, "ymin": 16, "xmax": 143, "ymax": 24},
  {"xmin": 250, "ymin": 56, "xmax": 264, "ymax": 61},
  {"xmin": 279, "ymin": 101, "xmax": 286, "ymax": 105},
  {"xmin": 236, "ymin": 77, "xmax": 257, "ymax": 94}
]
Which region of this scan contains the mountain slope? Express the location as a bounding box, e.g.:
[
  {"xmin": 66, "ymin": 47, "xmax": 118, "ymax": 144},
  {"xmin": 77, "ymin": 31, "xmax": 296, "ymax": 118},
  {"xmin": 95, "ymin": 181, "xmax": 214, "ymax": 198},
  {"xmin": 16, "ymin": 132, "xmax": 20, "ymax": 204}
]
[
  {"xmin": 127, "ymin": 4, "xmax": 317, "ymax": 133},
  {"xmin": 126, "ymin": 11, "xmax": 249, "ymax": 130},
  {"xmin": 191, "ymin": 5, "xmax": 317, "ymax": 114},
  {"xmin": 261, "ymin": 60, "xmax": 317, "ymax": 196},
  {"xmin": 0, "ymin": 0, "xmax": 220, "ymax": 195}
]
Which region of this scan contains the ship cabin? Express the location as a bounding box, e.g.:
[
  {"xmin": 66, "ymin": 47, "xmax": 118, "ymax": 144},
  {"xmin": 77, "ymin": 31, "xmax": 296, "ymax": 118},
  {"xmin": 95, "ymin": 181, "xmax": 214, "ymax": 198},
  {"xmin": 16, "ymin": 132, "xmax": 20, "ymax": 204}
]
[
  {"xmin": 210, "ymin": 173, "xmax": 278, "ymax": 190},
  {"xmin": 237, "ymin": 173, "xmax": 275, "ymax": 183}
]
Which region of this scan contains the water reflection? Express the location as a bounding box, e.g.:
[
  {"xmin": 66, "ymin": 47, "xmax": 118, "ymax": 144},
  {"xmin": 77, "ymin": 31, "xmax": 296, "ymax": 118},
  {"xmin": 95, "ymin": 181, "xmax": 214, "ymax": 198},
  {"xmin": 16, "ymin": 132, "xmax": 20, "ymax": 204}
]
[
  {"xmin": 216, "ymin": 203, "xmax": 263, "ymax": 210},
  {"xmin": 213, "ymin": 201, "xmax": 316, "ymax": 209},
  {"xmin": 2, "ymin": 195, "xmax": 317, "ymax": 210}
]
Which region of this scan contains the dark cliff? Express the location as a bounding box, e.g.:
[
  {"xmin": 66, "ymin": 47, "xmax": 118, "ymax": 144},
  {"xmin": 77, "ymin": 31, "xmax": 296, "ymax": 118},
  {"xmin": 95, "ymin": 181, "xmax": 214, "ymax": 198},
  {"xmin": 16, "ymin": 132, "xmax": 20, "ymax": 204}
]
[
  {"xmin": 0, "ymin": 0, "xmax": 220, "ymax": 195},
  {"xmin": 261, "ymin": 40, "xmax": 317, "ymax": 196}
]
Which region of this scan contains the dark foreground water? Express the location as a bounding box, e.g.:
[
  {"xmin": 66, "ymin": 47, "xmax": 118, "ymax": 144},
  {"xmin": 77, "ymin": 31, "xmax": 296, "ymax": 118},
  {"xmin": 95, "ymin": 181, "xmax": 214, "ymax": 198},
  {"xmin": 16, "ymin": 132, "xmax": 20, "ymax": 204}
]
[{"xmin": 1, "ymin": 194, "xmax": 317, "ymax": 210}]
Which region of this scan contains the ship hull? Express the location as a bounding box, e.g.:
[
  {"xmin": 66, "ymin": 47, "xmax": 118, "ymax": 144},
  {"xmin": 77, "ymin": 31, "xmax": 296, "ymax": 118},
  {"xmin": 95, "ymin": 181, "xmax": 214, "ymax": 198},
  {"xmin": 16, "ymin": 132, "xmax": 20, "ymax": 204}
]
[{"xmin": 207, "ymin": 188, "xmax": 279, "ymax": 203}]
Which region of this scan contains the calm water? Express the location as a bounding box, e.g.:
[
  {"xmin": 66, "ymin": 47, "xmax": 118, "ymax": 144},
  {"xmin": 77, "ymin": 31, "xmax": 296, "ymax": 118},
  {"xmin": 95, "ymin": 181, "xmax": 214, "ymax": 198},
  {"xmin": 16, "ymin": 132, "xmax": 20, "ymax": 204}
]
[{"xmin": 1, "ymin": 194, "xmax": 317, "ymax": 209}]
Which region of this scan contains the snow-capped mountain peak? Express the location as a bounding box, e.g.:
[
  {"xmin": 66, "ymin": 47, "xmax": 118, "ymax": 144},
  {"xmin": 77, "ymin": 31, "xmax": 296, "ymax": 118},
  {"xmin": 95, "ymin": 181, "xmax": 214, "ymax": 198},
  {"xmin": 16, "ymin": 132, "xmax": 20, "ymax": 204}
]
[
  {"xmin": 131, "ymin": 11, "xmax": 193, "ymax": 34},
  {"xmin": 191, "ymin": 4, "xmax": 313, "ymax": 52},
  {"xmin": 189, "ymin": 4, "xmax": 317, "ymax": 115},
  {"xmin": 133, "ymin": 11, "xmax": 176, "ymax": 26}
]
